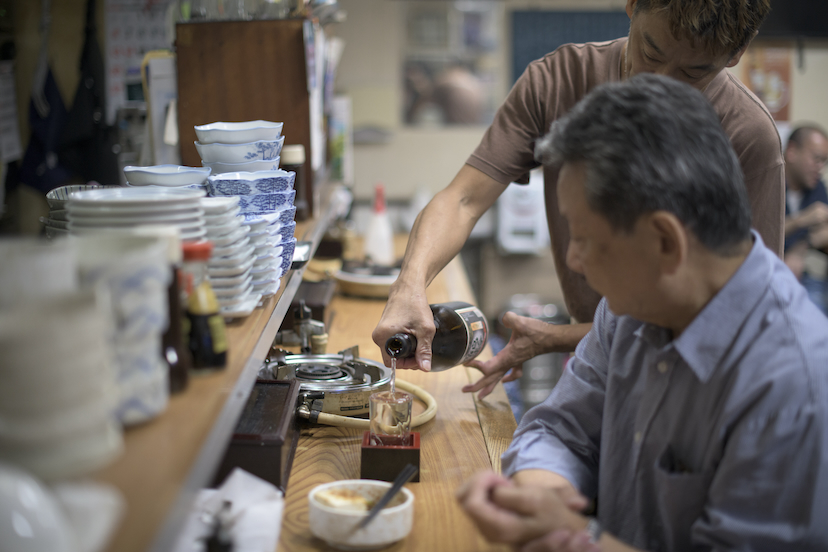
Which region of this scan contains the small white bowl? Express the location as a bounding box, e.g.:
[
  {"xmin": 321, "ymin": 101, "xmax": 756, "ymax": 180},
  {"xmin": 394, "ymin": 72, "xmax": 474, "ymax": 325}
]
[
  {"xmin": 123, "ymin": 165, "xmax": 211, "ymax": 187},
  {"xmin": 202, "ymin": 158, "xmax": 281, "ymax": 174},
  {"xmin": 308, "ymin": 479, "xmax": 414, "ymax": 551},
  {"xmin": 206, "ymin": 170, "xmax": 295, "ymax": 196},
  {"xmin": 194, "ymin": 120, "xmax": 284, "ymax": 144},
  {"xmin": 195, "ymin": 136, "xmax": 285, "ymax": 164}
]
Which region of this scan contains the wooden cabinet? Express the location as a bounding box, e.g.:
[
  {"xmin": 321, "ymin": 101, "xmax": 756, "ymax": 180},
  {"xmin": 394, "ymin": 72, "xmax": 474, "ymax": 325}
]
[{"xmin": 175, "ymin": 19, "xmax": 317, "ymax": 214}]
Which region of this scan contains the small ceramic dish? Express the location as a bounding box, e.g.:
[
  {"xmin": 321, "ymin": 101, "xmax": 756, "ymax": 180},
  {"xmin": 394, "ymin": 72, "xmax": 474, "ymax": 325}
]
[
  {"xmin": 208, "ymin": 255, "xmax": 256, "ymax": 278},
  {"xmin": 46, "ymin": 184, "xmax": 120, "ymax": 209},
  {"xmin": 208, "ymin": 244, "xmax": 256, "ymax": 266},
  {"xmin": 204, "ymin": 206, "xmax": 242, "ymax": 227},
  {"xmin": 195, "ymin": 137, "xmax": 285, "ymax": 164},
  {"xmin": 308, "ymin": 479, "xmax": 414, "ymax": 551},
  {"xmin": 258, "ymin": 281, "xmax": 281, "ymax": 298},
  {"xmin": 40, "ymin": 217, "xmax": 69, "ymax": 230},
  {"xmin": 49, "ymin": 209, "xmax": 68, "ymax": 221},
  {"xmin": 202, "ymin": 158, "xmax": 281, "ymax": 175},
  {"xmin": 212, "ymin": 273, "xmax": 253, "ymax": 294},
  {"xmin": 206, "ymin": 170, "xmax": 295, "ymax": 196},
  {"xmin": 220, "ymin": 292, "xmax": 262, "ymax": 319},
  {"xmin": 210, "ymin": 267, "xmax": 253, "ymax": 288},
  {"xmin": 211, "ymin": 236, "xmax": 251, "ymax": 259},
  {"xmin": 194, "ymin": 120, "xmax": 283, "ymax": 145},
  {"xmin": 201, "ymin": 196, "xmax": 240, "ymax": 215},
  {"xmin": 216, "ymin": 285, "xmax": 255, "ymax": 306},
  {"xmin": 207, "ymin": 225, "xmax": 248, "ymax": 246},
  {"xmin": 123, "ymin": 165, "xmax": 211, "ymax": 187}
]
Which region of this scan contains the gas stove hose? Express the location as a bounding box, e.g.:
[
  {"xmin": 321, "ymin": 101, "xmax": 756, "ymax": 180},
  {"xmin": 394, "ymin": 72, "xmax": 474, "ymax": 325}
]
[{"xmin": 296, "ymin": 379, "xmax": 438, "ymax": 429}]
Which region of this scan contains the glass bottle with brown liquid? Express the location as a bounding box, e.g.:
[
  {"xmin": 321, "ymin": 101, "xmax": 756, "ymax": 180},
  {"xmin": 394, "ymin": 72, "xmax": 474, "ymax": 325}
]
[{"xmin": 384, "ymin": 301, "xmax": 488, "ymax": 371}]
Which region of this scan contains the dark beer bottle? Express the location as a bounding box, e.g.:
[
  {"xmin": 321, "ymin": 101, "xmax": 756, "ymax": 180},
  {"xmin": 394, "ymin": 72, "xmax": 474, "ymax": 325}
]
[{"xmin": 384, "ymin": 301, "xmax": 488, "ymax": 371}]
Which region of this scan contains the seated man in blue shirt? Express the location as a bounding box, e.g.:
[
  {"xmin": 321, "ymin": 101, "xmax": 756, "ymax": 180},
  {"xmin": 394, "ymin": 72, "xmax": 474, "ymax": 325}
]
[
  {"xmin": 782, "ymin": 124, "xmax": 828, "ymax": 315},
  {"xmin": 457, "ymin": 74, "xmax": 828, "ymax": 551}
]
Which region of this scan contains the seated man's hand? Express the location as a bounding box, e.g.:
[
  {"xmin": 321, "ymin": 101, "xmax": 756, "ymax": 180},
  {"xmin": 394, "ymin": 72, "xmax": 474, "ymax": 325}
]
[
  {"xmin": 457, "ymin": 470, "xmax": 590, "ymax": 546},
  {"xmin": 463, "ymin": 312, "xmax": 558, "ymax": 399},
  {"xmin": 809, "ymin": 223, "xmax": 828, "ymax": 250},
  {"xmin": 800, "ymin": 201, "xmax": 828, "ymax": 229},
  {"xmin": 371, "ymin": 283, "xmax": 435, "ymax": 371}
]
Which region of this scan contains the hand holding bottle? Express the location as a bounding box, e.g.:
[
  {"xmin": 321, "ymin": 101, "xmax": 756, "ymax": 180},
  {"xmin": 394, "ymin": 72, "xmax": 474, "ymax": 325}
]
[{"xmin": 372, "ymin": 283, "xmax": 436, "ymax": 371}]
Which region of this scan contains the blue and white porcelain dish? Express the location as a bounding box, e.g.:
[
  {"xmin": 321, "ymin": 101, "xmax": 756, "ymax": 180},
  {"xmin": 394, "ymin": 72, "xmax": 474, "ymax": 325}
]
[
  {"xmin": 237, "ymin": 190, "xmax": 296, "ymax": 216},
  {"xmin": 194, "ymin": 120, "xmax": 284, "ymax": 145},
  {"xmin": 123, "ymin": 165, "xmax": 211, "ymax": 187},
  {"xmin": 195, "ymin": 136, "xmax": 285, "ymax": 164},
  {"xmin": 202, "ymin": 158, "xmax": 281, "ymax": 174},
  {"xmin": 206, "ymin": 170, "xmax": 295, "ymax": 196}
]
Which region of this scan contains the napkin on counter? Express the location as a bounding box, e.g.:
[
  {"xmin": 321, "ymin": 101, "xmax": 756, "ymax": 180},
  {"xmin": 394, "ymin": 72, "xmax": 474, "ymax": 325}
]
[{"xmin": 173, "ymin": 468, "xmax": 285, "ymax": 552}]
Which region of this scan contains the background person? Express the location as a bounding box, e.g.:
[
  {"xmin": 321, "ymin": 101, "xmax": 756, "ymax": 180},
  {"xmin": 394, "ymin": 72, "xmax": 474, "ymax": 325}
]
[
  {"xmin": 458, "ymin": 74, "xmax": 828, "ymax": 552},
  {"xmin": 372, "ymin": 0, "xmax": 783, "ymax": 399},
  {"xmin": 782, "ymin": 124, "xmax": 828, "ymax": 314}
]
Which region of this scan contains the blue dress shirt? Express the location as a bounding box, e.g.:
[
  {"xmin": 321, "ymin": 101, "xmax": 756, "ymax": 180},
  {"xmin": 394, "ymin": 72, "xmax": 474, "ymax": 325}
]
[
  {"xmin": 785, "ymin": 178, "xmax": 828, "ymax": 251},
  {"xmin": 503, "ymin": 232, "xmax": 828, "ymax": 551}
]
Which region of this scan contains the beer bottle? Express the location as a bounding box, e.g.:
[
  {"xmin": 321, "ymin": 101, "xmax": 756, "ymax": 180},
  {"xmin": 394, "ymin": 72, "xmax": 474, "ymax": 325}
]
[{"xmin": 384, "ymin": 301, "xmax": 488, "ymax": 371}]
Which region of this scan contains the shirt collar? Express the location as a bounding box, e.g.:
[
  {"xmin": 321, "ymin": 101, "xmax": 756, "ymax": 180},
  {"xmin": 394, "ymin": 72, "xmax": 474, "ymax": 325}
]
[{"xmin": 671, "ymin": 231, "xmax": 772, "ymax": 383}]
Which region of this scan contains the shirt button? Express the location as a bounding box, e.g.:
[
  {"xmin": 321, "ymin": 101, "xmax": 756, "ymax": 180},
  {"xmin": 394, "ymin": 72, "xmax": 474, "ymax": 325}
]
[
  {"xmin": 634, "ymin": 431, "xmax": 642, "ymax": 443},
  {"xmin": 657, "ymin": 361, "xmax": 668, "ymax": 373}
]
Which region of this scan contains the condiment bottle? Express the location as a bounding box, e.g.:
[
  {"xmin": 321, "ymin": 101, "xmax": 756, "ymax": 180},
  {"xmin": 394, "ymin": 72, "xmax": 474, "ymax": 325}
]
[
  {"xmin": 182, "ymin": 241, "xmax": 228, "ymax": 371},
  {"xmin": 363, "ymin": 183, "xmax": 395, "ymax": 267},
  {"xmin": 282, "ymin": 144, "xmax": 308, "ymax": 221},
  {"xmin": 385, "ymin": 301, "xmax": 488, "ymax": 371}
]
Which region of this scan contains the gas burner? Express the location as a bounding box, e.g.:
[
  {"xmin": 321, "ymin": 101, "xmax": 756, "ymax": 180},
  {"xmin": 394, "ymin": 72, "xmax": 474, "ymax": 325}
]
[{"xmin": 262, "ymin": 347, "xmax": 392, "ymax": 417}]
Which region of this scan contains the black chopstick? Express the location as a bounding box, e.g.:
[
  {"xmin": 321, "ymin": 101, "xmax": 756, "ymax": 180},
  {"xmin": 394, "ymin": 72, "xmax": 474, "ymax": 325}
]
[{"xmin": 355, "ymin": 463, "xmax": 419, "ymax": 530}]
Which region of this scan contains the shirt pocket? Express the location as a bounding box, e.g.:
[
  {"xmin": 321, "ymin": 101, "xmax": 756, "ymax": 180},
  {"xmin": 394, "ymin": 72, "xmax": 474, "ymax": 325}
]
[{"xmin": 652, "ymin": 445, "xmax": 711, "ymax": 549}]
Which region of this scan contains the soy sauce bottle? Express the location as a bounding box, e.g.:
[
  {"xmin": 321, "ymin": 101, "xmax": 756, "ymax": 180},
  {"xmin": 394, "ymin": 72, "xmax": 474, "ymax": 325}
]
[
  {"xmin": 385, "ymin": 301, "xmax": 488, "ymax": 371},
  {"xmin": 182, "ymin": 241, "xmax": 227, "ymax": 371}
]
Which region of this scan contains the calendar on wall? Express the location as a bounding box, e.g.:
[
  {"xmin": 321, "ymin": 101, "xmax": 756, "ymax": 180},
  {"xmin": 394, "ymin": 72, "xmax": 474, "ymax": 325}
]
[{"xmin": 104, "ymin": 0, "xmax": 175, "ymax": 124}]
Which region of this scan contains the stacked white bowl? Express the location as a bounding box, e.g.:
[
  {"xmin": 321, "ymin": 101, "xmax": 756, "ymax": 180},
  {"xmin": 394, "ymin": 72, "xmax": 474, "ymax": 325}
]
[
  {"xmin": 0, "ymin": 238, "xmax": 123, "ymax": 481},
  {"xmin": 195, "ymin": 120, "xmax": 297, "ymax": 317},
  {"xmin": 74, "ymin": 235, "xmax": 172, "ymax": 426},
  {"xmin": 66, "ymin": 187, "xmax": 207, "ymax": 242},
  {"xmin": 43, "ymin": 184, "xmax": 120, "ymax": 239},
  {"xmin": 123, "ymin": 164, "xmax": 211, "ymax": 192}
]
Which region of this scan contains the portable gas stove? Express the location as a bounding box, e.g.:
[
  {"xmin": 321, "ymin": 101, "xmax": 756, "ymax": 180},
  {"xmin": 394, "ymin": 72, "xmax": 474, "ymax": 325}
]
[{"xmin": 260, "ymin": 346, "xmax": 393, "ymax": 420}]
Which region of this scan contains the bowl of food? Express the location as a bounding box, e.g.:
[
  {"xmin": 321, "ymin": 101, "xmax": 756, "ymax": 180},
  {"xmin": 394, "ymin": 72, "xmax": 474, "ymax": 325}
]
[
  {"xmin": 308, "ymin": 479, "xmax": 414, "ymax": 551},
  {"xmin": 194, "ymin": 120, "xmax": 283, "ymax": 144},
  {"xmin": 195, "ymin": 136, "xmax": 285, "ymax": 164},
  {"xmin": 206, "ymin": 170, "xmax": 295, "ymax": 196}
]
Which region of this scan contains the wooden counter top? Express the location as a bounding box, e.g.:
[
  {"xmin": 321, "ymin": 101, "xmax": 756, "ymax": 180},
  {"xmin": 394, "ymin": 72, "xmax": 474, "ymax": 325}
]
[{"xmin": 278, "ymin": 252, "xmax": 517, "ymax": 551}]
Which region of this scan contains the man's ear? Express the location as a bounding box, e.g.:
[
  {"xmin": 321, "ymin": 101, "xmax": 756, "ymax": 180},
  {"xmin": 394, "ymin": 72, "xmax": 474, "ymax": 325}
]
[
  {"xmin": 626, "ymin": 0, "xmax": 637, "ymax": 19},
  {"xmin": 726, "ymin": 39, "xmax": 753, "ymax": 68},
  {"xmin": 649, "ymin": 211, "xmax": 686, "ymax": 275}
]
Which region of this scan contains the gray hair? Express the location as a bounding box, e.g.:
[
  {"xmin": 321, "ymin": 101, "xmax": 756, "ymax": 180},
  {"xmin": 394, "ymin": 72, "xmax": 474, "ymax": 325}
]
[{"xmin": 535, "ymin": 73, "xmax": 751, "ymax": 255}]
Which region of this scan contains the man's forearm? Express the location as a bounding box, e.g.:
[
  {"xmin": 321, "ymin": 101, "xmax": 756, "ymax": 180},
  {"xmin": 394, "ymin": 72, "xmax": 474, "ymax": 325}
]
[
  {"xmin": 542, "ymin": 322, "xmax": 592, "ymax": 354},
  {"xmin": 392, "ymin": 165, "xmax": 505, "ymax": 293}
]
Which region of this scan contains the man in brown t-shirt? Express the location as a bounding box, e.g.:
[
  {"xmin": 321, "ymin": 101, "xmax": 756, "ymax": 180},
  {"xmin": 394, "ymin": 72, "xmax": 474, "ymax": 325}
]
[{"xmin": 373, "ymin": 0, "xmax": 782, "ymax": 398}]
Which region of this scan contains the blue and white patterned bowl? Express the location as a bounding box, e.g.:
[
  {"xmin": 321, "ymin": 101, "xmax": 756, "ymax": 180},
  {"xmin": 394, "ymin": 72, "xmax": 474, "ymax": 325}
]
[
  {"xmin": 195, "ymin": 136, "xmax": 285, "ymax": 164},
  {"xmin": 202, "ymin": 158, "xmax": 281, "ymax": 175},
  {"xmin": 194, "ymin": 120, "xmax": 283, "ymax": 145},
  {"xmin": 206, "ymin": 170, "xmax": 295, "ymax": 196},
  {"xmin": 237, "ymin": 190, "xmax": 296, "ymax": 215},
  {"xmin": 278, "ymin": 238, "xmax": 297, "ymax": 273},
  {"xmin": 240, "ymin": 206, "xmax": 296, "ymax": 227}
]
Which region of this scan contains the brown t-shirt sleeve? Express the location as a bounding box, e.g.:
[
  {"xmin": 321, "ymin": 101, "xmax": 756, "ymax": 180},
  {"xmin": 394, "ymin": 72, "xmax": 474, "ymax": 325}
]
[{"xmin": 707, "ymin": 70, "xmax": 785, "ymax": 257}]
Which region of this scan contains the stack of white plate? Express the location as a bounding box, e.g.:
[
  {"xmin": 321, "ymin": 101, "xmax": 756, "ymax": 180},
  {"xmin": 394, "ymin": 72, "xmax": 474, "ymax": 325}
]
[
  {"xmin": 123, "ymin": 164, "xmax": 211, "ymax": 190},
  {"xmin": 195, "ymin": 120, "xmax": 284, "ymax": 175},
  {"xmin": 202, "ymin": 197, "xmax": 262, "ymax": 318},
  {"xmin": 43, "ymin": 184, "xmax": 120, "ymax": 239},
  {"xmin": 66, "ymin": 187, "xmax": 207, "ymax": 242}
]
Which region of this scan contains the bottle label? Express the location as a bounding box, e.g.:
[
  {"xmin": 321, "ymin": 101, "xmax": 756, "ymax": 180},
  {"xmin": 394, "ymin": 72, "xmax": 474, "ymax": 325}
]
[{"xmin": 455, "ymin": 306, "xmax": 488, "ymax": 364}]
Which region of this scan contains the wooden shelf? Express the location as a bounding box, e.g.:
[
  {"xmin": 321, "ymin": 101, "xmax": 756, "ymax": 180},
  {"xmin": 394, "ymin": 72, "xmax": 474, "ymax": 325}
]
[{"xmin": 93, "ymin": 182, "xmax": 347, "ymax": 552}]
